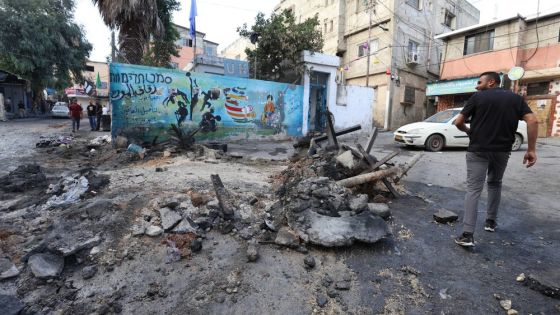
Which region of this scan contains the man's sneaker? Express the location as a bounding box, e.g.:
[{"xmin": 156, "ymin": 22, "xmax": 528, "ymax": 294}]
[
  {"xmin": 454, "ymin": 232, "xmax": 475, "ymax": 247},
  {"xmin": 484, "ymin": 219, "xmax": 497, "ymax": 232}
]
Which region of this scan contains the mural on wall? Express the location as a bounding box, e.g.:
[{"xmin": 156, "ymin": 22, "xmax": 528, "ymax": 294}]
[{"xmin": 110, "ymin": 63, "xmax": 304, "ymax": 142}]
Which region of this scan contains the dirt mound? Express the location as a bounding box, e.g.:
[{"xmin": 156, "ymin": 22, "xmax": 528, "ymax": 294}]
[{"xmin": 0, "ymin": 164, "xmax": 47, "ymax": 192}]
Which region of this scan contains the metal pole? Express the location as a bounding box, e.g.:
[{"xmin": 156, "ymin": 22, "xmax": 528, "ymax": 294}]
[{"xmin": 365, "ymin": 6, "xmax": 372, "ymax": 87}]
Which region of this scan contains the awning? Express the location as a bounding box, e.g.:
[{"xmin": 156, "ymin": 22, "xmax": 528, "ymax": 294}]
[{"xmin": 427, "ymin": 75, "xmax": 504, "ymax": 96}]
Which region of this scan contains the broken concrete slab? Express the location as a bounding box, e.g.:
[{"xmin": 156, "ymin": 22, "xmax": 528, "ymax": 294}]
[
  {"xmin": 0, "ymin": 295, "xmax": 25, "ymax": 315},
  {"xmin": 525, "ymin": 273, "xmax": 560, "ymax": 299},
  {"xmin": 146, "ymin": 226, "xmax": 164, "ymax": 237},
  {"xmin": 28, "ymin": 253, "xmax": 64, "ymax": 278},
  {"xmin": 158, "ymin": 207, "xmax": 182, "ymax": 231},
  {"xmin": 335, "ymin": 150, "xmax": 361, "ymax": 171},
  {"xmin": 433, "ymin": 209, "xmax": 459, "ymax": 224},
  {"xmin": 81, "ymin": 265, "xmax": 98, "ymax": 280},
  {"xmin": 172, "ymin": 218, "xmax": 198, "ymax": 234},
  {"xmin": 349, "ymin": 194, "xmax": 369, "ymax": 212},
  {"xmin": 48, "ymin": 235, "xmax": 102, "ymax": 257},
  {"xmin": 274, "ymin": 227, "xmax": 300, "ymax": 248},
  {"xmin": 288, "ymin": 210, "xmax": 391, "ymax": 247},
  {"xmin": 0, "ymin": 257, "xmax": 19, "ymax": 280},
  {"xmin": 367, "ymin": 203, "xmax": 391, "ymax": 219}
]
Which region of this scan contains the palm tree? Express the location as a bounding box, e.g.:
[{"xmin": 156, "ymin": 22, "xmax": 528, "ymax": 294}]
[{"xmin": 92, "ymin": 0, "xmax": 163, "ymax": 64}]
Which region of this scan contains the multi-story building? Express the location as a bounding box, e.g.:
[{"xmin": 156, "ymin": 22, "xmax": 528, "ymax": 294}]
[
  {"xmin": 428, "ymin": 9, "xmax": 560, "ymax": 138},
  {"xmin": 220, "ymin": 38, "xmax": 254, "ymax": 61},
  {"xmin": 171, "ymin": 23, "xmax": 219, "ymax": 70},
  {"xmin": 268, "ymin": 0, "xmax": 479, "ymax": 129},
  {"xmin": 65, "ymin": 60, "xmax": 110, "ymax": 109}
]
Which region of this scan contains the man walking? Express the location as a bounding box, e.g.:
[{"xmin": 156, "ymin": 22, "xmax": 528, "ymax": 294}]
[
  {"xmin": 86, "ymin": 100, "xmax": 97, "ymax": 131},
  {"xmin": 68, "ymin": 99, "xmax": 82, "ymax": 132},
  {"xmin": 453, "ymin": 71, "xmax": 538, "ymax": 247}
]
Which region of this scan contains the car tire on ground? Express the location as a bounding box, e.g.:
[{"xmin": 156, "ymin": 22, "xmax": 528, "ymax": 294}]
[
  {"xmin": 512, "ymin": 133, "xmax": 523, "ymax": 151},
  {"xmin": 425, "ymin": 134, "xmax": 445, "ymax": 152}
]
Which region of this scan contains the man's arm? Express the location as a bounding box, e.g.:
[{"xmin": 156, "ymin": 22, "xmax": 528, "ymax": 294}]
[
  {"xmin": 523, "ymin": 113, "xmax": 538, "ymax": 168},
  {"xmin": 453, "ymin": 113, "xmax": 471, "ymax": 134}
]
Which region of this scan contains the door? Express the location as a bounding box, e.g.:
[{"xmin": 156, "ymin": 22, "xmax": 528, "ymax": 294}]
[
  {"xmin": 308, "ymin": 71, "xmax": 329, "ymax": 133},
  {"xmin": 527, "ymin": 98, "xmax": 555, "ymax": 138}
]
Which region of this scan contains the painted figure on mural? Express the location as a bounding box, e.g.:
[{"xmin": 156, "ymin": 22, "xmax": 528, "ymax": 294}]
[
  {"xmin": 199, "ymin": 108, "xmax": 221, "ymax": 133},
  {"xmin": 261, "ymin": 94, "xmax": 275, "ymax": 127},
  {"xmin": 200, "ymin": 88, "xmax": 220, "ymax": 111},
  {"xmin": 175, "ymin": 101, "xmax": 188, "ymax": 127},
  {"xmin": 186, "ymin": 72, "xmax": 199, "ymax": 121},
  {"xmin": 163, "ymin": 88, "xmax": 190, "ymax": 110}
]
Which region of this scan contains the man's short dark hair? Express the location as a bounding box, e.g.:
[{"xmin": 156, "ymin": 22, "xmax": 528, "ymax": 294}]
[{"xmin": 480, "ymin": 71, "xmax": 501, "ymax": 85}]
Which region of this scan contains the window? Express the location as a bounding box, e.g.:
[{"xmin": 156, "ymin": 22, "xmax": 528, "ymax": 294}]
[
  {"xmin": 325, "ymin": 0, "xmax": 328, "ymax": 6},
  {"xmin": 408, "ymin": 39, "xmax": 419, "ymax": 55},
  {"xmin": 357, "ymin": 39, "xmax": 379, "ymax": 57},
  {"xmin": 406, "ymin": 0, "xmax": 421, "ymax": 10},
  {"xmin": 324, "ymin": 22, "xmax": 328, "ymax": 33},
  {"xmin": 463, "ymin": 30, "xmax": 494, "ymax": 55},
  {"xmin": 85, "ymin": 65, "xmax": 95, "ymax": 72},
  {"xmin": 329, "ymin": 20, "xmax": 334, "ymax": 32},
  {"xmin": 444, "ymin": 10, "xmax": 455, "ymax": 28},
  {"xmin": 404, "ymin": 86, "xmax": 416, "ymax": 104},
  {"xmin": 204, "ymin": 46, "xmax": 217, "ymax": 56},
  {"xmin": 526, "ymin": 82, "xmax": 550, "ymax": 96},
  {"xmin": 180, "ymin": 38, "xmax": 193, "ymax": 47}
]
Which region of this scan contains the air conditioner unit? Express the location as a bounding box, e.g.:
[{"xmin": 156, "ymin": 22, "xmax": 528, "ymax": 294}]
[{"xmin": 406, "ymin": 52, "xmax": 419, "ymax": 65}]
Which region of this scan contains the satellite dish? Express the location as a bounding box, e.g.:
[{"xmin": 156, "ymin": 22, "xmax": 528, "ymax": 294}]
[{"xmin": 508, "ymin": 67, "xmax": 525, "ymax": 81}]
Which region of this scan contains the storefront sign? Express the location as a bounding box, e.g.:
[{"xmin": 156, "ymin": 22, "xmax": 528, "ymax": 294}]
[{"xmin": 427, "ymin": 75, "xmax": 504, "ymax": 96}]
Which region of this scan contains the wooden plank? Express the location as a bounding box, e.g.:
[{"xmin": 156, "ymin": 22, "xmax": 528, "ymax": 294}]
[
  {"xmin": 365, "ymin": 127, "xmax": 379, "ymax": 153},
  {"xmin": 394, "ymin": 153, "xmax": 423, "ymax": 183},
  {"xmin": 336, "ymin": 167, "xmax": 399, "ymax": 188},
  {"xmin": 356, "ymin": 144, "xmax": 400, "ymax": 197}
]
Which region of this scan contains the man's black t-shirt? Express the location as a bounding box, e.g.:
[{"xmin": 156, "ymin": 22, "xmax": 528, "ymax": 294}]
[
  {"xmin": 461, "ymin": 88, "xmax": 532, "ymax": 152},
  {"xmin": 86, "ymin": 104, "xmax": 96, "ymax": 116}
]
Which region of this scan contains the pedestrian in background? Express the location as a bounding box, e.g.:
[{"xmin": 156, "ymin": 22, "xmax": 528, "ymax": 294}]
[
  {"xmin": 453, "ymin": 71, "xmax": 538, "ymax": 247},
  {"xmin": 95, "ymin": 101, "xmax": 102, "ymax": 131},
  {"xmin": 17, "ymin": 101, "xmax": 25, "ymax": 118},
  {"xmin": 68, "ymin": 99, "xmax": 83, "ymax": 132},
  {"xmin": 86, "ymin": 100, "xmax": 97, "ymax": 131}
]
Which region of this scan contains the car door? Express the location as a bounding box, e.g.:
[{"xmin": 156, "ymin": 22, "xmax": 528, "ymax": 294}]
[{"xmin": 447, "ymin": 113, "xmax": 470, "ymax": 147}]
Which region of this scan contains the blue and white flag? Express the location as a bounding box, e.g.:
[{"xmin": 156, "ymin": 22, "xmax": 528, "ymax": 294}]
[{"xmin": 189, "ymin": 0, "xmax": 197, "ymax": 40}]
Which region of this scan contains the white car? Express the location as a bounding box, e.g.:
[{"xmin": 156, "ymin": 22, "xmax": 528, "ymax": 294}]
[
  {"xmin": 394, "ymin": 108, "xmax": 527, "ymax": 152},
  {"xmin": 51, "ymin": 102, "xmax": 69, "ymax": 118}
]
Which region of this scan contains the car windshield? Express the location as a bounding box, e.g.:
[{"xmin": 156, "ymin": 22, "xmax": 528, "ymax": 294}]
[
  {"xmin": 53, "ymin": 106, "xmax": 67, "ymax": 110},
  {"xmin": 424, "ymin": 110, "xmax": 461, "ymax": 123}
]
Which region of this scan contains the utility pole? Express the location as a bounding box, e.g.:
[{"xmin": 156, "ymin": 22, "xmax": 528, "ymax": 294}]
[{"xmin": 365, "ymin": 0, "xmax": 376, "ymax": 87}]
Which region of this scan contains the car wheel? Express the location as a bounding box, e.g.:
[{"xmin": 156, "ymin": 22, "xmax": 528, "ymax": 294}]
[
  {"xmin": 512, "ymin": 133, "xmax": 523, "ymax": 151},
  {"xmin": 425, "ymin": 134, "xmax": 445, "ymax": 152}
]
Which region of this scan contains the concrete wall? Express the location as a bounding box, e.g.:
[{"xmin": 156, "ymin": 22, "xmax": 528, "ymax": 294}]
[
  {"xmin": 110, "ymin": 63, "xmax": 305, "ymax": 142},
  {"xmin": 390, "ymin": 70, "xmax": 428, "ymax": 128},
  {"xmin": 331, "ymin": 85, "xmax": 374, "ymax": 131}
]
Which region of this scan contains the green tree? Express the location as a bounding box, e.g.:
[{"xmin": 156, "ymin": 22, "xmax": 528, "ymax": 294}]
[
  {"xmin": 0, "ymin": 0, "xmax": 92, "ymax": 102},
  {"xmin": 238, "ymin": 10, "xmax": 323, "ymax": 83},
  {"xmin": 142, "ymin": 0, "xmax": 180, "ymax": 68},
  {"xmin": 93, "ymin": 0, "xmax": 180, "ymax": 66}
]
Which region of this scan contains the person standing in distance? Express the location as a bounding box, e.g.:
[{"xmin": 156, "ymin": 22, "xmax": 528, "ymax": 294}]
[
  {"xmin": 453, "ymin": 71, "xmax": 538, "ymax": 247},
  {"xmin": 86, "ymin": 100, "xmax": 97, "ymax": 131},
  {"xmin": 68, "ymin": 99, "xmax": 83, "ymax": 132}
]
